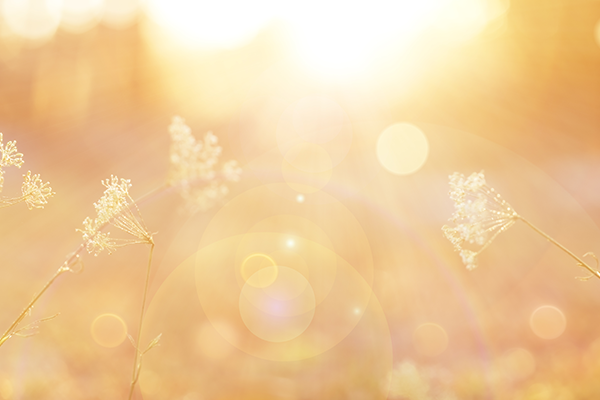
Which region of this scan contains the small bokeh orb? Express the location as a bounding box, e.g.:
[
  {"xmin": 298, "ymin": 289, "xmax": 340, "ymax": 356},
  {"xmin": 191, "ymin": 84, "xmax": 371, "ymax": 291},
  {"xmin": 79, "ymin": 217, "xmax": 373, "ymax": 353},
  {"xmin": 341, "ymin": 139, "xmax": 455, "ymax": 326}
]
[
  {"xmin": 240, "ymin": 266, "xmax": 315, "ymax": 343},
  {"xmin": 501, "ymin": 348, "xmax": 536, "ymax": 380},
  {"xmin": 413, "ymin": 323, "xmax": 448, "ymax": 357},
  {"xmin": 530, "ymin": 305, "xmax": 566, "ymax": 340},
  {"xmin": 90, "ymin": 313, "xmax": 127, "ymax": 348},
  {"xmin": 240, "ymin": 253, "xmax": 278, "ymax": 288},
  {"xmin": 376, "ymin": 123, "xmax": 429, "ymax": 175}
]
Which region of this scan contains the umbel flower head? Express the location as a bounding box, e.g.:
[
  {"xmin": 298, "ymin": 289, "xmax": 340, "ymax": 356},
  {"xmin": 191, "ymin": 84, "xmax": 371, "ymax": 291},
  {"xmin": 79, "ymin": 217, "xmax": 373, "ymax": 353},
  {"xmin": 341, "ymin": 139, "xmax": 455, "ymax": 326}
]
[
  {"xmin": 79, "ymin": 176, "xmax": 153, "ymax": 256},
  {"xmin": 442, "ymin": 171, "xmax": 519, "ymax": 270},
  {"xmin": 0, "ymin": 133, "xmax": 54, "ymax": 208},
  {"xmin": 168, "ymin": 116, "xmax": 241, "ymax": 214}
]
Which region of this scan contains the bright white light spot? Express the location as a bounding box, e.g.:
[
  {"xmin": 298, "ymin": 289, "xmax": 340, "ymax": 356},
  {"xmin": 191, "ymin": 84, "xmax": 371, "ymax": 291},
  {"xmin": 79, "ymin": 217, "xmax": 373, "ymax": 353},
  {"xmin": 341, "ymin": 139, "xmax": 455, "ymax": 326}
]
[
  {"xmin": 377, "ymin": 123, "xmax": 429, "ymax": 175},
  {"xmin": 60, "ymin": 0, "xmax": 104, "ymax": 33},
  {"xmin": 296, "ymin": 194, "xmax": 305, "ymax": 203},
  {"xmin": 281, "ymin": 0, "xmax": 509, "ymax": 78},
  {"xmin": 287, "ymin": 239, "xmax": 295, "ymax": 248},
  {"xmin": 353, "ymin": 308, "xmax": 361, "ymax": 315},
  {"xmin": 530, "ymin": 305, "xmax": 566, "ymax": 340},
  {"xmin": 3, "ymin": 0, "xmax": 62, "ymax": 41},
  {"xmin": 144, "ymin": 0, "xmax": 273, "ymax": 49},
  {"xmin": 102, "ymin": 0, "xmax": 139, "ymax": 29}
]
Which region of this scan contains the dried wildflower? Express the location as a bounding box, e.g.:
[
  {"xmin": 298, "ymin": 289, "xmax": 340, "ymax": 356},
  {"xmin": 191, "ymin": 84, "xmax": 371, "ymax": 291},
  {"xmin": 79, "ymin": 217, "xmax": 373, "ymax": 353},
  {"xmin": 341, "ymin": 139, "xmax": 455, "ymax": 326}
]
[
  {"xmin": 79, "ymin": 176, "xmax": 153, "ymax": 256},
  {"xmin": 168, "ymin": 116, "xmax": 241, "ymax": 213},
  {"xmin": 0, "ymin": 171, "xmax": 54, "ymax": 209},
  {"xmin": 442, "ymin": 171, "xmax": 518, "ymax": 270},
  {"xmin": 0, "ymin": 132, "xmax": 24, "ymax": 191},
  {"xmin": 21, "ymin": 171, "xmax": 54, "ymax": 209}
]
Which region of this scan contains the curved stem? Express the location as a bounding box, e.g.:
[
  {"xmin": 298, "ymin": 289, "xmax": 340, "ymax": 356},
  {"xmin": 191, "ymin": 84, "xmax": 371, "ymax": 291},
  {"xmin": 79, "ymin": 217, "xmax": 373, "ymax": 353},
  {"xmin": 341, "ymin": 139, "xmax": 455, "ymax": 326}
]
[
  {"xmin": 0, "ymin": 261, "xmax": 70, "ymax": 347},
  {"xmin": 0, "ymin": 184, "xmax": 169, "ymax": 350},
  {"xmin": 128, "ymin": 244, "xmax": 155, "ymax": 400},
  {"xmin": 519, "ymin": 216, "xmax": 600, "ymax": 280}
]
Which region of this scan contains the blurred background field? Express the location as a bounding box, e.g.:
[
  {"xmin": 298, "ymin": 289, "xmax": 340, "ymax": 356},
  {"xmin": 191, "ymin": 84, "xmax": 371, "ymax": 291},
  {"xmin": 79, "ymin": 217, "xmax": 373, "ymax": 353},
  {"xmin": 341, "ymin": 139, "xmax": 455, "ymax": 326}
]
[{"xmin": 1, "ymin": 0, "xmax": 600, "ymax": 399}]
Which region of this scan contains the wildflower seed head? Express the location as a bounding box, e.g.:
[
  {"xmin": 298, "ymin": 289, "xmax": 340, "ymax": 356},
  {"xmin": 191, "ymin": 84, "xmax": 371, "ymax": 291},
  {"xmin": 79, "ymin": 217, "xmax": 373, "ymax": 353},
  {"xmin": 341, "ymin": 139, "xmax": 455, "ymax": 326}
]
[
  {"xmin": 460, "ymin": 249, "xmax": 478, "ymax": 271},
  {"xmin": 21, "ymin": 171, "xmax": 54, "ymax": 209},
  {"xmin": 94, "ymin": 176, "xmax": 131, "ymax": 226},
  {"xmin": 442, "ymin": 171, "xmax": 518, "ymax": 269},
  {"xmin": 0, "ymin": 133, "xmax": 24, "ymax": 169},
  {"xmin": 0, "ymin": 133, "xmax": 24, "ymax": 192},
  {"xmin": 167, "ymin": 116, "xmax": 241, "ymax": 213},
  {"xmin": 79, "ymin": 176, "xmax": 153, "ymax": 256},
  {"xmin": 222, "ymin": 160, "xmax": 242, "ymax": 182}
]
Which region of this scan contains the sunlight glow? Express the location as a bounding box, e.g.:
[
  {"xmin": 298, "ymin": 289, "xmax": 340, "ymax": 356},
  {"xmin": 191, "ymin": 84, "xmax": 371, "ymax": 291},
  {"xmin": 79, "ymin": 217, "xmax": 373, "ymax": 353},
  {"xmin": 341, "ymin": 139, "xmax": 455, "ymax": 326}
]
[
  {"xmin": 377, "ymin": 123, "xmax": 429, "ymax": 175},
  {"xmin": 3, "ymin": 0, "xmax": 62, "ymax": 41},
  {"xmin": 102, "ymin": 0, "xmax": 139, "ymax": 29},
  {"xmin": 530, "ymin": 305, "xmax": 566, "ymax": 340},
  {"xmin": 284, "ymin": 0, "xmax": 510, "ymax": 78},
  {"xmin": 144, "ymin": 0, "xmax": 273, "ymax": 48},
  {"xmin": 60, "ymin": 0, "xmax": 103, "ymax": 33}
]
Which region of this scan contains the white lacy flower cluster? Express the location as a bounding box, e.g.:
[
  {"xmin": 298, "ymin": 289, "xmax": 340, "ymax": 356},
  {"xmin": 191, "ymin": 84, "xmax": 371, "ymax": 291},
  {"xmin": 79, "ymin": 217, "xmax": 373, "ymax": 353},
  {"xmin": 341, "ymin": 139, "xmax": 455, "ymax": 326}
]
[
  {"xmin": 22, "ymin": 171, "xmax": 54, "ymax": 210},
  {"xmin": 80, "ymin": 176, "xmax": 153, "ymax": 256},
  {"xmin": 0, "ymin": 132, "xmax": 24, "ymax": 190},
  {"xmin": 168, "ymin": 116, "xmax": 241, "ymax": 213},
  {"xmin": 0, "ymin": 133, "xmax": 54, "ymax": 209},
  {"xmin": 442, "ymin": 171, "xmax": 518, "ymax": 270}
]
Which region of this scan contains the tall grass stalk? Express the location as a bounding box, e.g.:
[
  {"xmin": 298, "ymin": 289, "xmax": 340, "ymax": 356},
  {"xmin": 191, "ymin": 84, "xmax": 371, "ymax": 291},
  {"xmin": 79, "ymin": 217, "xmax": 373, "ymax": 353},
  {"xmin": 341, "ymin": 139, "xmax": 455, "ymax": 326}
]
[{"xmin": 128, "ymin": 244, "xmax": 156, "ymax": 400}]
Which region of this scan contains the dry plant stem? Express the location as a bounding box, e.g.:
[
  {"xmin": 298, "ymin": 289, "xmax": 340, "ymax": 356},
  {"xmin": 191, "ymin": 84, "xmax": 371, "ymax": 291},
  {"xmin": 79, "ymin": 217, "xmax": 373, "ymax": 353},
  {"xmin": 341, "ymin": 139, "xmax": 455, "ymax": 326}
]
[
  {"xmin": 128, "ymin": 243, "xmax": 155, "ymax": 400},
  {"xmin": 518, "ymin": 216, "xmax": 600, "ymax": 280},
  {"xmin": 0, "ymin": 185, "xmax": 168, "ymax": 349},
  {"xmin": 0, "ymin": 256, "xmax": 75, "ymax": 346}
]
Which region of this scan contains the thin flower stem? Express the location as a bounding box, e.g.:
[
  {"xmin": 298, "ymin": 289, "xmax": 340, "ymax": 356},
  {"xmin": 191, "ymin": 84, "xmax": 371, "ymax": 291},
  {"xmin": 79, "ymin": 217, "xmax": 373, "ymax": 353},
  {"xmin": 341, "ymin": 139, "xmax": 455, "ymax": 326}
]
[
  {"xmin": 519, "ymin": 216, "xmax": 600, "ymax": 280},
  {"xmin": 0, "ymin": 185, "xmax": 168, "ymax": 350},
  {"xmin": 0, "ymin": 260, "xmax": 71, "ymax": 347},
  {"xmin": 128, "ymin": 243, "xmax": 155, "ymax": 400}
]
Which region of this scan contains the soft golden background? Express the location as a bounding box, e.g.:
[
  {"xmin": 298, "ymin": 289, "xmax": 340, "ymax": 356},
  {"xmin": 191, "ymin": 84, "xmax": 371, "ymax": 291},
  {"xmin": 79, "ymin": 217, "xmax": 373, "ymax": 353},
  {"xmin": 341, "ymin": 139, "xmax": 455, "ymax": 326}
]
[{"xmin": 1, "ymin": 0, "xmax": 600, "ymax": 399}]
